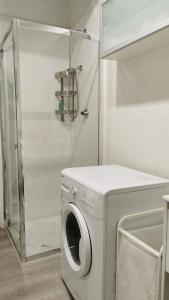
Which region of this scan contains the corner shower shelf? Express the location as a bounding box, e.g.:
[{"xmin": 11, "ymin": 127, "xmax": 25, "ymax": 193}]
[
  {"xmin": 55, "ymin": 90, "xmax": 77, "ymax": 98},
  {"xmin": 54, "ymin": 67, "xmax": 79, "ymax": 121},
  {"xmin": 55, "ymin": 69, "xmax": 77, "ymax": 79},
  {"xmin": 55, "ymin": 109, "xmax": 78, "ymax": 115}
]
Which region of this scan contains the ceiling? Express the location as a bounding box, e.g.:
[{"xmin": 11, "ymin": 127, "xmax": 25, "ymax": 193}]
[{"xmin": 0, "ymin": 0, "xmax": 99, "ymax": 31}]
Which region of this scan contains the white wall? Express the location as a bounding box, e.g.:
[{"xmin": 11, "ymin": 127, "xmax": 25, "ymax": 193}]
[
  {"xmin": 70, "ymin": 35, "xmax": 99, "ymax": 167},
  {"xmin": 102, "ymin": 44, "xmax": 169, "ymax": 179},
  {"xmin": 69, "ymin": 0, "xmax": 101, "ymax": 164},
  {"xmin": 0, "ymin": 0, "xmax": 69, "ymax": 27}
]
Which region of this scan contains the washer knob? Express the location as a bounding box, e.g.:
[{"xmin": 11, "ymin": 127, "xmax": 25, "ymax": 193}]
[{"xmin": 70, "ymin": 186, "xmax": 78, "ymax": 196}]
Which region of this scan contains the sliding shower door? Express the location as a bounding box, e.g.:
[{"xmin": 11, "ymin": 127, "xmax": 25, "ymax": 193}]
[
  {"xmin": 17, "ymin": 21, "xmax": 99, "ymax": 259},
  {"xmin": 18, "ymin": 22, "xmax": 71, "ymax": 258},
  {"xmin": 0, "ymin": 28, "xmax": 21, "ymax": 252}
]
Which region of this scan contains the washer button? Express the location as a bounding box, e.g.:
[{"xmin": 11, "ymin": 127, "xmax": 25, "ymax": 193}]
[{"xmin": 70, "ymin": 186, "xmax": 78, "ymax": 196}]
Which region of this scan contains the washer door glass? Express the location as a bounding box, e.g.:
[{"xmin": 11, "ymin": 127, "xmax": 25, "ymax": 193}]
[{"xmin": 62, "ymin": 203, "xmax": 92, "ymax": 277}]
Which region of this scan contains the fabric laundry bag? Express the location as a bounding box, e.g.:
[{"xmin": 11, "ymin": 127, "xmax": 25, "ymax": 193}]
[{"xmin": 116, "ymin": 210, "xmax": 163, "ymax": 300}]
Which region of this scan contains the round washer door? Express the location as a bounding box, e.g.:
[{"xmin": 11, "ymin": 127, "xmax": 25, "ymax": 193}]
[{"xmin": 62, "ymin": 203, "xmax": 92, "ymax": 278}]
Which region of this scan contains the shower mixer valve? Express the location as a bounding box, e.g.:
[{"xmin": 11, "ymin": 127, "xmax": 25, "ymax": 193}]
[{"xmin": 80, "ymin": 109, "xmax": 89, "ymax": 118}]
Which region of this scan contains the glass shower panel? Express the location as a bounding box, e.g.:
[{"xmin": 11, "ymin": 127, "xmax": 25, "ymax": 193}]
[
  {"xmin": 69, "ymin": 32, "xmax": 99, "ymax": 167},
  {"xmin": 1, "ymin": 30, "xmax": 20, "ymax": 252},
  {"xmin": 18, "ymin": 25, "xmax": 71, "ymax": 257},
  {"xmin": 0, "ymin": 19, "xmax": 99, "ymax": 261}
]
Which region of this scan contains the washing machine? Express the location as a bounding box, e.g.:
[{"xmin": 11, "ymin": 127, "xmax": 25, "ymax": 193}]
[{"xmin": 61, "ymin": 165, "xmax": 169, "ymax": 300}]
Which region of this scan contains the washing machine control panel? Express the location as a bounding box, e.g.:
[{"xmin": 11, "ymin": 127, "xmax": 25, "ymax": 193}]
[
  {"xmin": 61, "ymin": 176, "xmax": 105, "ymax": 219},
  {"xmin": 69, "ymin": 185, "xmax": 78, "ymax": 196},
  {"xmin": 68, "ymin": 184, "xmax": 95, "ymax": 208},
  {"xmin": 79, "ymin": 189, "xmax": 96, "ymax": 208}
]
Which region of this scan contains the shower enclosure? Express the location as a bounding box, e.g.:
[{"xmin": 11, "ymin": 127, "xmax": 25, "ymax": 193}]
[{"xmin": 0, "ymin": 19, "xmax": 99, "ymax": 261}]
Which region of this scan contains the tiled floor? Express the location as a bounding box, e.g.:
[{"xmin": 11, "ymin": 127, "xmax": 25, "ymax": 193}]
[{"xmin": 0, "ymin": 229, "xmax": 72, "ymax": 300}]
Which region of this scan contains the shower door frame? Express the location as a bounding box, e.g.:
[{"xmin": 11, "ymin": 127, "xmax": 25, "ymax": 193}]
[
  {"xmin": 0, "ymin": 19, "xmax": 26, "ymax": 261},
  {"xmin": 0, "ymin": 19, "xmax": 70, "ymax": 262},
  {"xmin": 0, "ymin": 18, "xmax": 98, "ymax": 262}
]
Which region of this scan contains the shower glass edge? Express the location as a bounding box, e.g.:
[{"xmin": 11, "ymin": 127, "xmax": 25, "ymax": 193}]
[{"xmin": 0, "ymin": 19, "xmax": 25, "ymax": 261}]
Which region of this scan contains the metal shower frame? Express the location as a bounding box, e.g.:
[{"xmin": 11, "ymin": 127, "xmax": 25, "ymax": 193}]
[{"xmin": 0, "ymin": 18, "xmax": 94, "ymax": 262}]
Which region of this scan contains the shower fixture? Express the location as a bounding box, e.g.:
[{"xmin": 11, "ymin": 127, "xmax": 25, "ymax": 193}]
[{"xmin": 55, "ymin": 66, "xmax": 82, "ymax": 121}]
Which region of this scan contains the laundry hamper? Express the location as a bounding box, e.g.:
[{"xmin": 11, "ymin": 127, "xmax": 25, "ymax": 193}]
[{"xmin": 116, "ymin": 209, "xmax": 164, "ymax": 300}]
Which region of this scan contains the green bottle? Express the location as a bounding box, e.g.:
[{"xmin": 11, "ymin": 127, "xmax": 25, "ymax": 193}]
[{"xmin": 59, "ymin": 99, "xmax": 64, "ymax": 111}]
